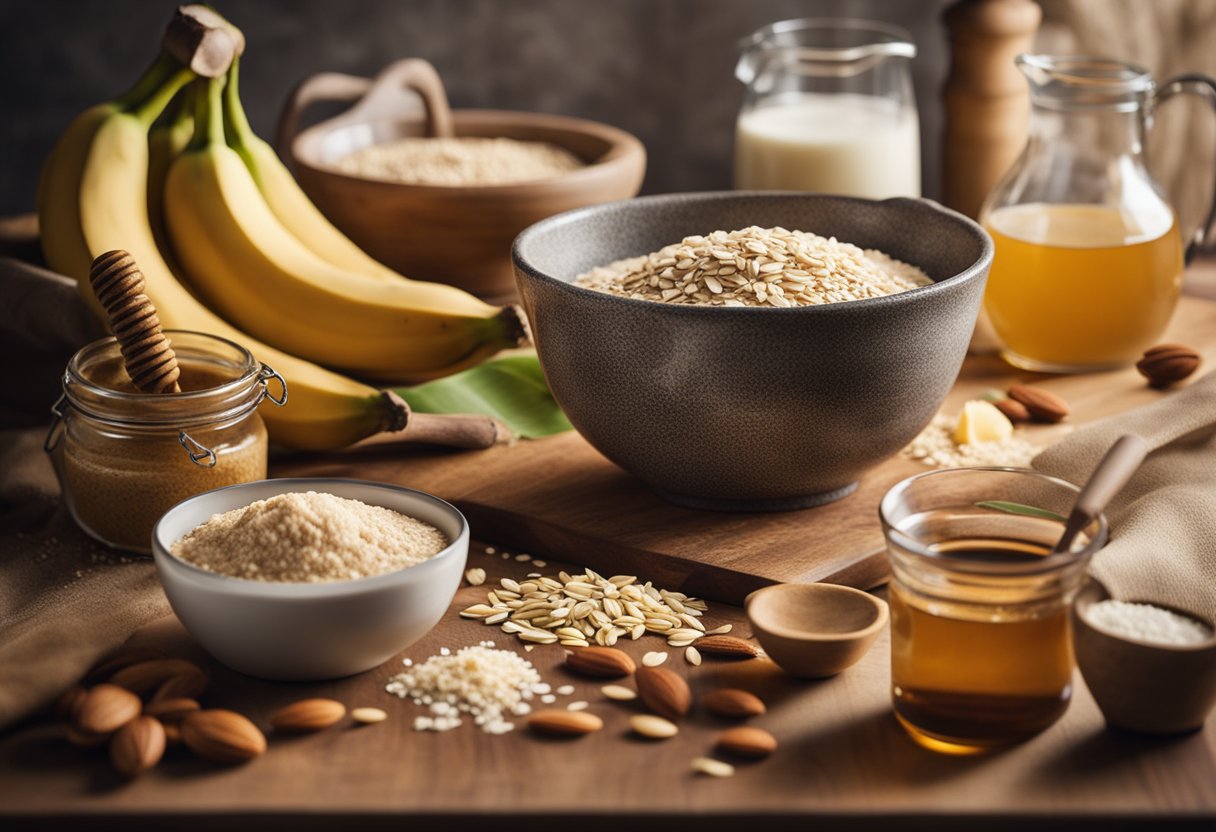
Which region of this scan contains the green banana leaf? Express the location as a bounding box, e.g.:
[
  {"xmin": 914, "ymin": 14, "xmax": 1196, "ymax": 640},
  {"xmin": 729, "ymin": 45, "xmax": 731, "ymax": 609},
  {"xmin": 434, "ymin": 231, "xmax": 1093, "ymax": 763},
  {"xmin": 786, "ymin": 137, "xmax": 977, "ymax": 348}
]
[{"xmin": 395, "ymin": 353, "xmax": 572, "ymax": 439}]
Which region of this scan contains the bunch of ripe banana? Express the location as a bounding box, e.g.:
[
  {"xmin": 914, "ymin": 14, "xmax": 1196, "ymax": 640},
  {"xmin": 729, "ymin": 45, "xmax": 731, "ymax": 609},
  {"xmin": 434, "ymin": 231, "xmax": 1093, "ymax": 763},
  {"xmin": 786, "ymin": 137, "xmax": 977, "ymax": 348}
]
[{"xmin": 38, "ymin": 6, "xmax": 528, "ymax": 450}]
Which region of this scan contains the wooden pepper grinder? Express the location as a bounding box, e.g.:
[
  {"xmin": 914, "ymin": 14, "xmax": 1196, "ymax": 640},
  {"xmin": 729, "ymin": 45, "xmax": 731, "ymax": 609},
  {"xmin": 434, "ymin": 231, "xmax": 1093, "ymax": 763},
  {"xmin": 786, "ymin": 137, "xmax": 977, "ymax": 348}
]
[
  {"xmin": 89, "ymin": 250, "xmax": 182, "ymax": 394},
  {"xmin": 941, "ymin": 0, "xmax": 1042, "ymax": 221}
]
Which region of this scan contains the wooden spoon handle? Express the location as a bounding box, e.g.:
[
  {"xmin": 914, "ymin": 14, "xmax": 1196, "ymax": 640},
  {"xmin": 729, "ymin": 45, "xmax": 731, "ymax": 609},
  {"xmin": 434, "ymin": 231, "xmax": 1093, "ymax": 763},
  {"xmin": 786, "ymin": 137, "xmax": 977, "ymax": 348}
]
[
  {"xmin": 88, "ymin": 250, "xmax": 182, "ymax": 394},
  {"xmin": 1055, "ymin": 434, "xmax": 1148, "ymax": 553}
]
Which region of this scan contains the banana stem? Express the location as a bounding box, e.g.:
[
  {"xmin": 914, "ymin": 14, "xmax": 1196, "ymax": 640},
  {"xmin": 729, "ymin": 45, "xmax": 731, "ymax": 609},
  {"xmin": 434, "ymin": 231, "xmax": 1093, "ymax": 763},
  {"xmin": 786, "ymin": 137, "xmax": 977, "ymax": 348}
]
[
  {"xmin": 187, "ymin": 76, "xmax": 227, "ymax": 152},
  {"xmin": 130, "ymin": 66, "xmax": 195, "ymax": 128},
  {"xmin": 223, "ymin": 57, "xmax": 255, "ymax": 149}
]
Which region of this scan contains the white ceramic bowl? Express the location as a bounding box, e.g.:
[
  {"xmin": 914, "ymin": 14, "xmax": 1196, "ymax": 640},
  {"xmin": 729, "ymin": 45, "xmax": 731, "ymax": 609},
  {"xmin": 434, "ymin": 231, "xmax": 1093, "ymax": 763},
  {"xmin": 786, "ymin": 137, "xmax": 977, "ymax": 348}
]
[{"xmin": 152, "ymin": 478, "xmax": 469, "ymax": 681}]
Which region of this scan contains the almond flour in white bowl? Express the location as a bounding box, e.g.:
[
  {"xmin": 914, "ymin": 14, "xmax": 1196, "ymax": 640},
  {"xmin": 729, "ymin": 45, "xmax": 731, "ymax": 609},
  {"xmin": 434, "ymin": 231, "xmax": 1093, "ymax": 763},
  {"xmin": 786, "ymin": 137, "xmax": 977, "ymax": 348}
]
[
  {"xmin": 170, "ymin": 490, "xmax": 448, "ymax": 583},
  {"xmin": 153, "ymin": 478, "xmax": 468, "ymax": 680}
]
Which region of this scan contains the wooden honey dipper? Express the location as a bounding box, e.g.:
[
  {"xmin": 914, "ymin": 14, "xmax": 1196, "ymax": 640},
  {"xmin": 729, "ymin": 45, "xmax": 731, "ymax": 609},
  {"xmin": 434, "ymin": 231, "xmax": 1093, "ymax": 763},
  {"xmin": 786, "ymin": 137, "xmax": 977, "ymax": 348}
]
[{"xmin": 88, "ymin": 250, "xmax": 182, "ymax": 394}]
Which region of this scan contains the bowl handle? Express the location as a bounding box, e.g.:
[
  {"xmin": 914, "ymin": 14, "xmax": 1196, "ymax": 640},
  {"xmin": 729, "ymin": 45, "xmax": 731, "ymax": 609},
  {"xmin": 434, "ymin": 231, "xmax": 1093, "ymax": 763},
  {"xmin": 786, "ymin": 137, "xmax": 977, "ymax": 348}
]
[{"xmin": 276, "ymin": 58, "xmax": 455, "ymax": 160}]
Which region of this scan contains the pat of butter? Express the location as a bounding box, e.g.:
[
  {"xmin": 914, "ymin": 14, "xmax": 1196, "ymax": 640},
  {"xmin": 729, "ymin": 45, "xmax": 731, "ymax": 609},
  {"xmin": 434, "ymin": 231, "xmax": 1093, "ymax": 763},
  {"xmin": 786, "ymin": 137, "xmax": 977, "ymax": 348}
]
[{"xmin": 954, "ymin": 400, "xmax": 1014, "ymax": 446}]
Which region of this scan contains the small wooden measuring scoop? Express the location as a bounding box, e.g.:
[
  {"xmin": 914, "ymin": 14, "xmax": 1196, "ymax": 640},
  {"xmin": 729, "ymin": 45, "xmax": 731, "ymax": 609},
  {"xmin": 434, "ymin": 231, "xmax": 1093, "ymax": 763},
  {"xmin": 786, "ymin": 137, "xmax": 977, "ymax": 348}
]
[{"xmin": 89, "ymin": 250, "xmax": 182, "ymax": 394}]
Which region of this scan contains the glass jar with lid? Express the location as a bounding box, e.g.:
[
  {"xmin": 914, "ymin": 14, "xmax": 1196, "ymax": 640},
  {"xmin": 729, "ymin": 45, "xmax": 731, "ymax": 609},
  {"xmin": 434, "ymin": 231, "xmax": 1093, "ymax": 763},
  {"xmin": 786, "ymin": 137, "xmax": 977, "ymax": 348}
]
[
  {"xmin": 734, "ymin": 18, "xmax": 920, "ymax": 199},
  {"xmin": 45, "ymin": 330, "xmax": 286, "ymax": 554}
]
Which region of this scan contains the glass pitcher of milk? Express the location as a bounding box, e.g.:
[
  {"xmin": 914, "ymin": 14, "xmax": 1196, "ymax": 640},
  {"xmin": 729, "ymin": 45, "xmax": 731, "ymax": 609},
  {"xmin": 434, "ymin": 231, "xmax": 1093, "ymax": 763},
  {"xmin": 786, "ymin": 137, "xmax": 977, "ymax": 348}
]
[{"xmin": 734, "ymin": 18, "xmax": 920, "ymax": 199}]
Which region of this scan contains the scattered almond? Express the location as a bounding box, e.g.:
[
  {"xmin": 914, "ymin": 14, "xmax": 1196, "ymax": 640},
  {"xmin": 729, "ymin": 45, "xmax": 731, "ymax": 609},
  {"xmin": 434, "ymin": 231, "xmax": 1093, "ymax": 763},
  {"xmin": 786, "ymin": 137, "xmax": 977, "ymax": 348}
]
[
  {"xmin": 64, "ymin": 724, "xmax": 109, "ymax": 748},
  {"xmin": 110, "ymin": 659, "xmax": 207, "ymax": 699},
  {"xmin": 83, "ymin": 648, "xmax": 167, "ymax": 685},
  {"xmin": 1007, "ymin": 384, "xmax": 1069, "ymax": 423},
  {"xmin": 1136, "ymin": 343, "xmax": 1201, "ymax": 388},
  {"xmin": 150, "ymin": 665, "xmax": 209, "ymax": 701},
  {"xmin": 527, "ymin": 709, "xmax": 603, "ymax": 736},
  {"xmin": 564, "ymin": 646, "xmax": 636, "ymax": 678},
  {"xmin": 635, "ymin": 666, "xmax": 691, "ymax": 721},
  {"xmin": 600, "ymin": 684, "xmax": 638, "ymax": 702},
  {"xmin": 351, "ymin": 707, "xmax": 388, "ymax": 725},
  {"xmin": 993, "ymin": 398, "xmax": 1031, "ymax": 423},
  {"xmin": 143, "ymin": 697, "xmax": 200, "ymax": 723},
  {"xmin": 641, "ymin": 651, "xmax": 668, "ymax": 667},
  {"xmin": 716, "ymin": 725, "xmax": 778, "ymax": 758},
  {"xmin": 685, "ymin": 646, "xmax": 702, "ymax": 666},
  {"xmin": 53, "ymin": 685, "xmax": 88, "ymax": 721},
  {"xmin": 629, "ymin": 713, "xmax": 679, "ymax": 739},
  {"xmin": 703, "ymin": 688, "xmax": 767, "ymax": 719},
  {"xmin": 181, "ymin": 709, "xmax": 266, "ymax": 764},
  {"xmin": 270, "ymin": 698, "xmax": 347, "ymax": 733},
  {"xmin": 694, "ymin": 635, "xmax": 760, "ymax": 658},
  {"xmin": 163, "ymin": 722, "xmax": 182, "ymax": 745},
  {"xmin": 109, "ymin": 715, "xmax": 166, "ymax": 778},
  {"xmin": 76, "ymin": 684, "xmax": 141, "ymax": 735},
  {"xmin": 691, "ymin": 756, "xmax": 735, "ymax": 777}
]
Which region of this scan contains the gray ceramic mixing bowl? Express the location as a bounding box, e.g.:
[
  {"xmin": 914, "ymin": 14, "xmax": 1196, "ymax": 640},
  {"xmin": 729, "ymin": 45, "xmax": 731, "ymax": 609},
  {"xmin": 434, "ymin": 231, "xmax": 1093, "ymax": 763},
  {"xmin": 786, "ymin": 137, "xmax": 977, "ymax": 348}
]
[{"xmin": 513, "ymin": 192, "xmax": 993, "ymax": 511}]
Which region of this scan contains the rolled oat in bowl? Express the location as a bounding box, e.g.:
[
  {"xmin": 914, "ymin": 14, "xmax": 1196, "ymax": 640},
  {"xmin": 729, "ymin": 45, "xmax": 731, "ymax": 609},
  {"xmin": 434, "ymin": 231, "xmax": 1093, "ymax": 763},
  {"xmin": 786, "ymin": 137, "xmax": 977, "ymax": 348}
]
[{"xmin": 574, "ymin": 225, "xmax": 930, "ymax": 307}]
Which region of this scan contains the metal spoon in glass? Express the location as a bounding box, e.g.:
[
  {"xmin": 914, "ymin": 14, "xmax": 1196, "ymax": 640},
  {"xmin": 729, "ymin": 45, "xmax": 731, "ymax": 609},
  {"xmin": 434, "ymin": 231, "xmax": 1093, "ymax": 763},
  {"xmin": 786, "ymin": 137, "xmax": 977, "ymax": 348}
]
[{"xmin": 1053, "ymin": 434, "xmax": 1148, "ymax": 554}]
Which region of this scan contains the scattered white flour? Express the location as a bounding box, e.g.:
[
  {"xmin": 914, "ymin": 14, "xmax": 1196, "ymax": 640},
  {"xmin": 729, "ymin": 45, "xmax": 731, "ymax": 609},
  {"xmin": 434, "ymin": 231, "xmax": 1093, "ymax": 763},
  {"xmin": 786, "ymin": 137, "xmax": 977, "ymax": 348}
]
[
  {"xmin": 385, "ymin": 642, "xmax": 545, "ymax": 734},
  {"xmin": 171, "ymin": 491, "xmax": 448, "ymax": 583},
  {"xmin": 1086, "ymin": 600, "xmax": 1214, "ymax": 646}
]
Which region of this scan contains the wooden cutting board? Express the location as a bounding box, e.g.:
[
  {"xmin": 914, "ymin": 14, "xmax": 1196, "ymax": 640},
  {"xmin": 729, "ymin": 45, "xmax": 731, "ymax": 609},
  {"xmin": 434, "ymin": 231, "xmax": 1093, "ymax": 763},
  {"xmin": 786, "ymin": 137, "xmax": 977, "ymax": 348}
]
[{"xmin": 275, "ymin": 295, "xmax": 1216, "ymax": 605}]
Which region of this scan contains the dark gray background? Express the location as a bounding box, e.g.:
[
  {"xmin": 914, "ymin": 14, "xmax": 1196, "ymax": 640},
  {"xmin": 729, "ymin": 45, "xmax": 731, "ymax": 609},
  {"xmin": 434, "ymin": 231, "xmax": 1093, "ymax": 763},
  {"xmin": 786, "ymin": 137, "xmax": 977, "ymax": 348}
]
[{"xmin": 0, "ymin": 0, "xmax": 951, "ymax": 215}]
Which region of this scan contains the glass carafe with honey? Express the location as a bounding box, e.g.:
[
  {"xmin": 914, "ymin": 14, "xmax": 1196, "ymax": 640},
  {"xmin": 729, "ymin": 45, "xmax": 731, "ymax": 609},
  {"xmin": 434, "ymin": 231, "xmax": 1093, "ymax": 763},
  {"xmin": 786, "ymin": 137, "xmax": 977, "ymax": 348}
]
[{"xmin": 981, "ymin": 55, "xmax": 1216, "ymax": 372}]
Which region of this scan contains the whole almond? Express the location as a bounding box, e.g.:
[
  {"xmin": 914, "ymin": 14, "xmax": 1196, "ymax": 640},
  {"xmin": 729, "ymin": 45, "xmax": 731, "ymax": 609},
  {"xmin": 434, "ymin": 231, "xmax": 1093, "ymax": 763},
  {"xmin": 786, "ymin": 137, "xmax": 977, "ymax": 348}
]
[
  {"xmin": 564, "ymin": 646, "xmax": 636, "ymax": 678},
  {"xmin": 65, "ymin": 724, "xmax": 110, "ymax": 748},
  {"xmin": 1007, "ymin": 384, "xmax": 1069, "ymax": 423},
  {"xmin": 143, "ymin": 697, "xmax": 200, "ymax": 724},
  {"xmin": 694, "ymin": 635, "xmax": 760, "ymax": 659},
  {"xmin": 703, "ymin": 688, "xmax": 767, "ymax": 719},
  {"xmin": 110, "ymin": 659, "xmax": 207, "ymax": 699},
  {"xmin": 270, "ymin": 698, "xmax": 347, "ymax": 733},
  {"xmin": 151, "ymin": 666, "xmax": 209, "ymax": 702},
  {"xmin": 181, "ymin": 710, "xmax": 266, "ymax": 764},
  {"xmin": 635, "ymin": 666, "xmax": 691, "ymax": 721},
  {"xmin": 1136, "ymin": 344, "xmax": 1201, "ymax": 388},
  {"xmin": 83, "ymin": 648, "xmax": 167, "ymax": 685},
  {"xmin": 993, "ymin": 398, "xmax": 1031, "ymax": 423},
  {"xmin": 76, "ymin": 684, "xmax": 141, "ymax": 735},
  {"xmin": 110, "ymin": 715, "xmax": 166, "ymax": 778},
  {"xmin": 53, "ymin": 685, "xmax": 89, "ymax": 721},
  {"xmin": 527, "ymin": 709, "xmax": 603, "ymax": 736},
  {"xmin": 716, "ymin": 725, "xmax": 778, "ymax": 759},
  {"xmin": 163, "ymin": 722, "xmax": 182, "ymax": 746}
]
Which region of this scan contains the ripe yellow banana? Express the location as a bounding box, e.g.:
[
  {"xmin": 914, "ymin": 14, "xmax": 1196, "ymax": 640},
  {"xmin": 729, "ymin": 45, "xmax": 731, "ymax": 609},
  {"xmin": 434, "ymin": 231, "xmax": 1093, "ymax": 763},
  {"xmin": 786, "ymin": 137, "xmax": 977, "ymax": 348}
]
[
  {"xmin": 165, "ymin": 75, "xmax": 526, "ymax": 382},
  {"xmin": 37, "ymin": 54, "xmax": 406, "ymax": 450},
  {"xmin": 224, "ymin": 58, "xmax": 406, "ymax": 284}
]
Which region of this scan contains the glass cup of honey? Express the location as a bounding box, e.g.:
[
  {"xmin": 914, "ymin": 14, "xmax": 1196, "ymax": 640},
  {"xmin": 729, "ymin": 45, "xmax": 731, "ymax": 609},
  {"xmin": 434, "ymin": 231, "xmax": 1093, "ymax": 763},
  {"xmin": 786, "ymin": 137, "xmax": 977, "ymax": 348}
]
[{"xmin": 880, "ymin": 467, "xmax": 1108, "ymax": 755}]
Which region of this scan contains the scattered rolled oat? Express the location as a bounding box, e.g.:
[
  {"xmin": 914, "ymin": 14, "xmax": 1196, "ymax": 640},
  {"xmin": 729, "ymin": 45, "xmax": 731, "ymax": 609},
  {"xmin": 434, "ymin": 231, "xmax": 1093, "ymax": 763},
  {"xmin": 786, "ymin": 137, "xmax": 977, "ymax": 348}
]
[
  {"xmin": 460, "ymin": 568, "xmax": 714, "ymax": 650},
  {"xmin": 903, "ymin": 413, "xmax": 1040, "ymax": 469},
  {"xmin": 685, "ymin": 646, "xmax": 702, "ymax": 666},
  {"xmin": 351, "ymin": 707, "xmax": 387, "ymax": 725},
  {"xmin": 642, "ymin": 652, "xmax": 668, "ymax": 667},
  {"xmin": 464, "ymin": 568, "xmax": 486, "ymax": 587},
  {"xmin": 601, "ymin": 684, "xmax": 638, "ymax": 702},
  {"xmin": 691, "ymin": 757, "xmax": 736, "ymax": 778},
  {"xmin": 567, "ymin": 701, "xmax": 590, "ymax": 711},
  {"xmin": 575, "ymin": 226, "xmax": 930, "ymax": 308}
]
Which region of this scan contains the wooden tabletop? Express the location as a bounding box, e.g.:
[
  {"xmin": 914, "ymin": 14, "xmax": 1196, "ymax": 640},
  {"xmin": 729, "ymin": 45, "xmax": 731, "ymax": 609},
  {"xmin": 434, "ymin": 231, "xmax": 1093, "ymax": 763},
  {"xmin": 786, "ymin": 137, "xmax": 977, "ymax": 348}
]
[{"xmin": 3, "ymin": 300, "xmax": 1216, "ymax": 829}]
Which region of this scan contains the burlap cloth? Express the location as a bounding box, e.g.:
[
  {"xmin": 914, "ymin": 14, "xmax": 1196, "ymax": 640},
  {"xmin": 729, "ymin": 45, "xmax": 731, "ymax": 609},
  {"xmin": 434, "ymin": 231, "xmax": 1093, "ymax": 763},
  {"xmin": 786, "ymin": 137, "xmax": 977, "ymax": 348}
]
[{"xmin": 2, "ymin": 254, "xmax": 1214, "ymax": 730}]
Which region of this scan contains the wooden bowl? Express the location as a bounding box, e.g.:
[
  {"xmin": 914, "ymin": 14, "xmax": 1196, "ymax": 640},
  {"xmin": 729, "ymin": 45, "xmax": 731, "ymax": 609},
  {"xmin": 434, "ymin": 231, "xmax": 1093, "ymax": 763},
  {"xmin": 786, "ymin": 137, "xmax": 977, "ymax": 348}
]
[
  {"xmin": 1073, "ymin": 579, "xmax": 1216, "ymax": 735},
  {"xmin": 745, "ymin": 583, "xmax": 888, "ymax": 678},
  {"xmin": 279, "ymin": 59, "xmax": 646, "ymax": 300}
]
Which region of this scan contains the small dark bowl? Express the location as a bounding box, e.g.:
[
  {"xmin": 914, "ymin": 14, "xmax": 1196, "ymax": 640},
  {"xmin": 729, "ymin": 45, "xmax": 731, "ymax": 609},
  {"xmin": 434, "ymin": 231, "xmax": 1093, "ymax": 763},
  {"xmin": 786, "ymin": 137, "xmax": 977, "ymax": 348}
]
[{"xmin": 512, "ymin": 192, "xmax": 992, "ymax": 511}]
